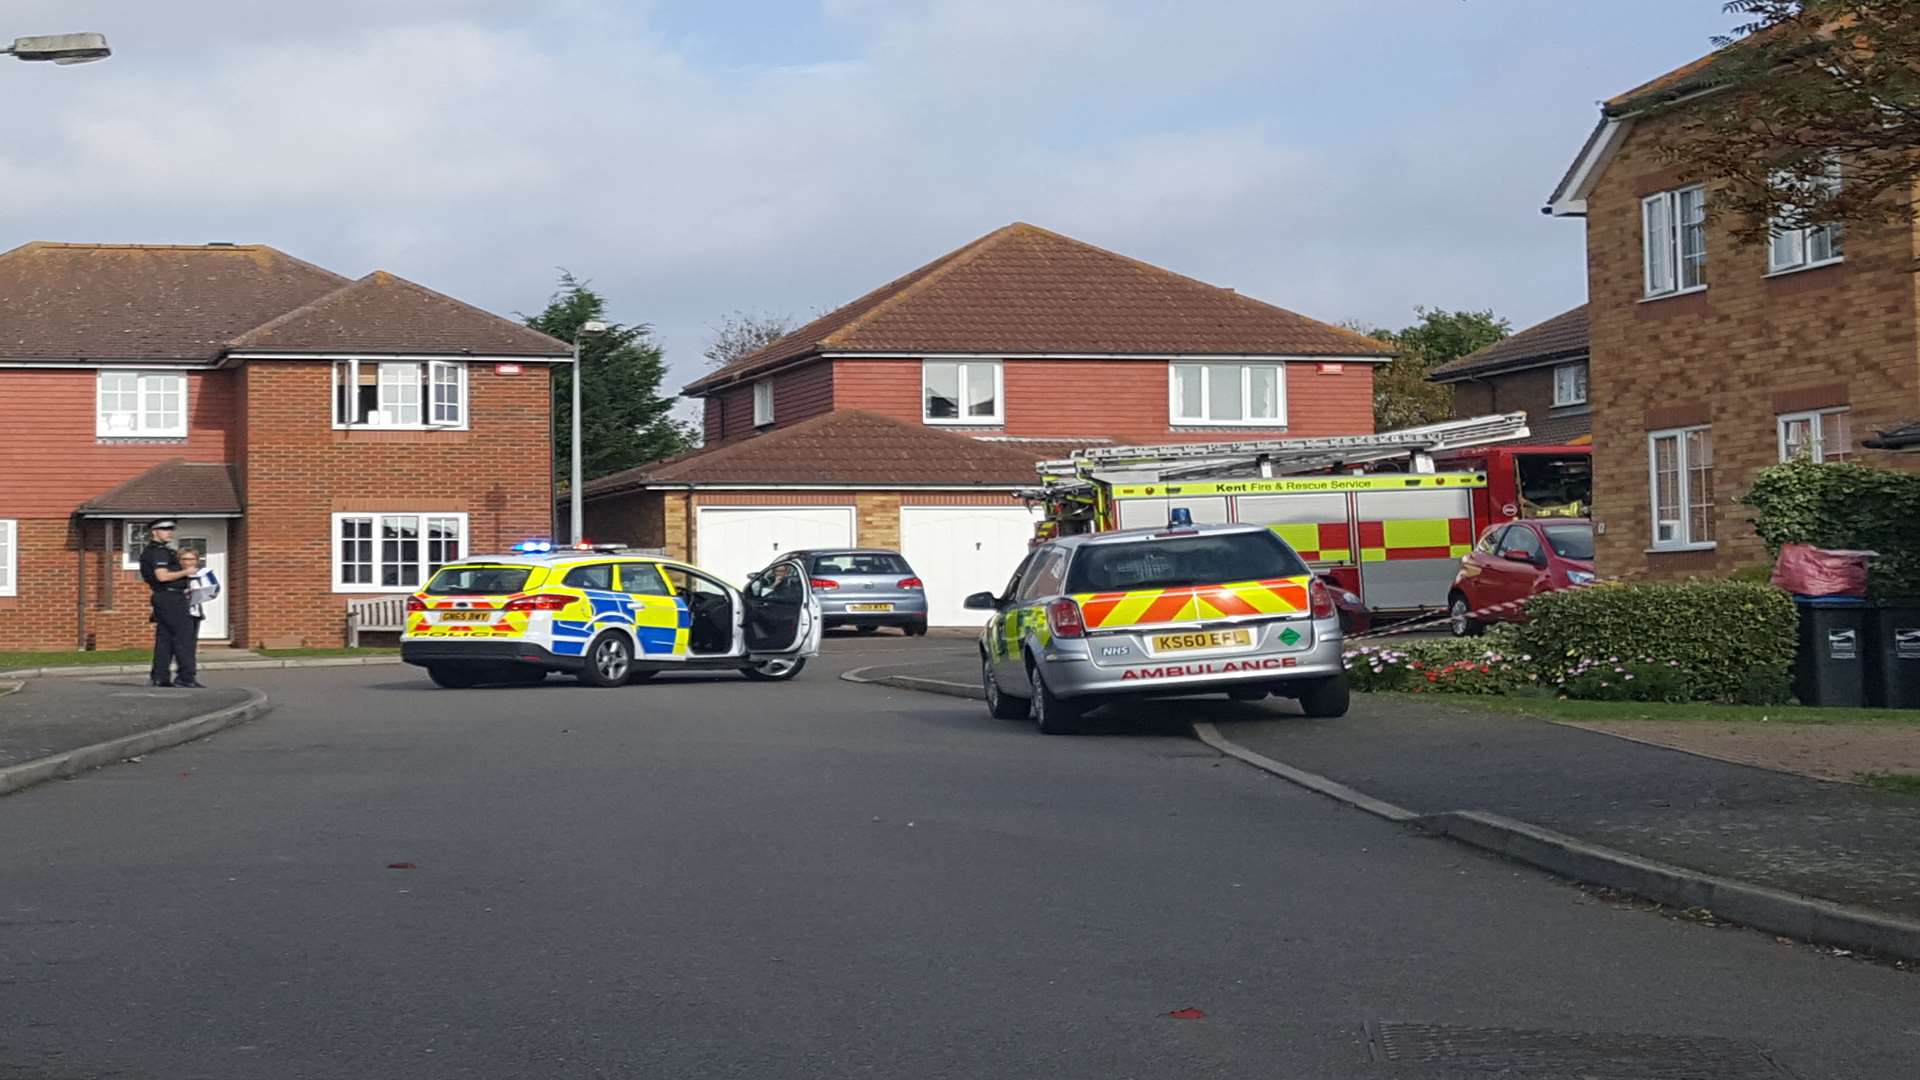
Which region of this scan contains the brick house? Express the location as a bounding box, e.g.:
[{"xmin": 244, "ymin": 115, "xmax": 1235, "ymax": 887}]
[
  {"xmin": 1544, "ymin": 51, "xmax": 1920, "ymax": 579},
  {"xmin": 581, "ymin": 222, "xmax": 1392, "ymax": 624},
  {"xmin": 0, "ymin": 241, "xmax": 569, "ymax": 651},
  {"xmin": 1428, "ymin": 305, "xmax": 1592, "ymax": 445}
]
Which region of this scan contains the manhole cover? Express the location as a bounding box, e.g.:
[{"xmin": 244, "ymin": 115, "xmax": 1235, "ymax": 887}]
[{"xmin": 1370, "ymin": 1021, "xmax": 1787, "ymax": 1077}]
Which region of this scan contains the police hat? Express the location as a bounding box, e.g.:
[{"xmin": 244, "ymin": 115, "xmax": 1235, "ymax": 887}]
[{"xmin": 148, "ymin": 518, "xmax": 178, "ymax": 532}]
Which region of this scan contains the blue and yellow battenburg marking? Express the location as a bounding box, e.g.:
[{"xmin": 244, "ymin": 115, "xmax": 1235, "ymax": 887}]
[{"xmin": 549, "ymin": 589, "xmax": 691, "ymax": 657}]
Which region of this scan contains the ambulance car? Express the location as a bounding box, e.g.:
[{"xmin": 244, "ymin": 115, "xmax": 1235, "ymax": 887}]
[
  {"xmin": 965, "ymin": 519, "xmax": 1347, "ymax": 734},
  {"xmin": 399, "ymin": 543, "xmax": 821, "ymax": 689}
]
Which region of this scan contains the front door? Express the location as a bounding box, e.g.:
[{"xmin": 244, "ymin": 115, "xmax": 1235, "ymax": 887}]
[{"xmin": 172, "ymin": 518, "xmax": 230, "ymax": 640}]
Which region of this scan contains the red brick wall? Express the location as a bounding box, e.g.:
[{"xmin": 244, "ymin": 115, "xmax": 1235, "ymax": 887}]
[
  {"xmin": 828, "ymin": 357, "xmax": 1373, "ymax": 440},
  {"xmin": 1583, "ymin": 117, "xmax": 1920, "ymax": 579},
  {"xmin": 703, "ymin": 362, "xmax": 836, "ymax": 442},
  {"xmin": 238, "ymin": 361, "xmax": 553, "ymax": 647},
  {"xmin": 0, "ymin": 368, "xmax": 238, "ymax": 518}
]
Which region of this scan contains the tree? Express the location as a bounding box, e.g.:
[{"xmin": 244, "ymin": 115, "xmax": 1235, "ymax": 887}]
[
  {"xmin": 1354, "ymin": 308, "xmax": 1511, "ymax": 431},
  {"xmin": 1646, "ymin": 1, "xmax": 1920, "ymax": 241},
  {"xmin": 524, "ymin": 272, "xmax": 689, "ymax": 484},
  {"xmin": 703, "ymin": 309, "xmax": 796, "ymax": 368}
]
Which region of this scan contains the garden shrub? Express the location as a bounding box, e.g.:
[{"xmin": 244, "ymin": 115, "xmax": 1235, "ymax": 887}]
[
  {"xmin": 1513, "ymin": 580, "xmax": 1797, "ymax": 702},
  {"xmin": 1345, "ymin": 632, "xmax": 1538, "ymax": 696},
  {"xmin": 1744, "ymin": 457, "xmax": 1920, "ymax": 598}
]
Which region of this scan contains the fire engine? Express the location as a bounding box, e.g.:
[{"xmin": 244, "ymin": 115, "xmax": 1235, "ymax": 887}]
[{"xmin": 1024, "ymin": 414, "xmax": 1591, "ymax": 617}]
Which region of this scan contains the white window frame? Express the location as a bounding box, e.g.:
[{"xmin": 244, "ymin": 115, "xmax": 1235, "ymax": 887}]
[
  {"xmin": 1777, "ymin": 407, "xmax": 1851, "ymax": 463},
  {"xmin": 122, "ymin": 521, "xmax": 149, "ymax": 570},
  {"xmin": 1168, "ymin": 362, "xmax": 1288, "ymax": 427},
  {"xmin": 1552, "ymin": 361, "xmax": 1589, "ymax": 408},
  {"xmin": 921, "ymin": 360, "xmax": 1004, "ymax": 425},
  {"xmin": 1642, "ymin": 185, "xmax": 1708, "ymax": 299},
  {"xmin": 331, "ymin": 359, "xmax": 469, "ymax": 431},
  {"xmin": 0, "ymin": 518, "xmax": 15, "ymax": 597},
  {"xmin": 331, "ymin": 511, "xmax": 468, "ymax": 593},
  {"xmin": 96, "ymin": 370, "xmax": 188, "ymax": 438},
  {"xmin": 1647, "ymin": 425, "xmax": 1715, "ymax": 551},
  {"xmin": 1766, "ymin": 164, "xmax": 1844, "ymax": 275},
  {"xmin": 752, "ymin": 380, "xmax": 775, "ymax": 426}
]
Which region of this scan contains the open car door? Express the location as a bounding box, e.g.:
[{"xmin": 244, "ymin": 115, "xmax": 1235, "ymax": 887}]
[{"xmin": 743, "ymin": 556, "xmax": 820, "ymax": 656}]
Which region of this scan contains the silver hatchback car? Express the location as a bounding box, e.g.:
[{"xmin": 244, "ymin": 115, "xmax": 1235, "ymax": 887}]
[
  {"xmin": 964, "ymin": 522, "xmax": 1348, "ymax": 733},
  {"xmin": 790, "ymin": 549, "xmax": 930, "ymax": 636}
]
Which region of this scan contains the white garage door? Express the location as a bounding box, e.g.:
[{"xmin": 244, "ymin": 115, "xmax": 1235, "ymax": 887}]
[
  {"xmin": 696, "ymin": 507, "xmax": 855, "ymax": 588},
  {"xmin": 899, "ymin": 506, "xmax": 1040, "ymax": 627}
]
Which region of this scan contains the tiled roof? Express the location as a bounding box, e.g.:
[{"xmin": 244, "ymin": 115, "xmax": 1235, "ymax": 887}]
[
  {"xmin": 685, "ymin": 223, "xmax": 1392, "ymax": 393},
  {"xmin": 0, "ymin": 242, "xmax": 347, "ymax": 360},
  {"xmin": 1428, "ymin": 306, "xmax": 1588, "ymax": 382},
  {"xmin": 228, "ymin": 271, "xmax": 569, "ymax": 357},
  {"xmin": 582, "ymin": 411, "xmax": 1085, "ymax": 493},
  {"xmin": 75, "ymin": 458, "xmax": 242, "ymax": 516},
  {"xmin": 1529, "ymin": 411, "xmax": 1593, "ymax": 445}
]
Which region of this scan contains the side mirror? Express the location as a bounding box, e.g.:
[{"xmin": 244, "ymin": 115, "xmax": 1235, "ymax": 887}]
[{"xmin": 963, "ymin": 591, "xmax": 999, "ymax": 611}]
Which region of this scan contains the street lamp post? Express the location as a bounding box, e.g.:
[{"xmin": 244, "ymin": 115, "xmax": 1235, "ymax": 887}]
[
  {"xmin": 569, "ymin": 320, "xmax": 608, "ymax": 543},
  {"xmin": 3, "ymin": 33, "xmax": 112, "ymax": 64}
]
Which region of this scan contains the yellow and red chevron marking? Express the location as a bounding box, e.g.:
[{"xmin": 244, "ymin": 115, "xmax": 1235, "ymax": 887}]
[{"xmin": 1073, "ymin": 576, "xmax": 1310, "ymax": 630}]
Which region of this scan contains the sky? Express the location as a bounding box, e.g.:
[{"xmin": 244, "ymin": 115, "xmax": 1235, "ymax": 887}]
[{"xmin": 3, "ymin": 1, "xmax": 1738, "ymax": 419}]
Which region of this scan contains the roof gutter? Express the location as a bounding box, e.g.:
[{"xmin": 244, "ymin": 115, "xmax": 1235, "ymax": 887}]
[{"xmin": 1427, "ymin": 349, "xmax": 1591, "ymax": 384}]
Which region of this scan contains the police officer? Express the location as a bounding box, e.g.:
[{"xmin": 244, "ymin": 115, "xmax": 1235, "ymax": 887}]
[{"xmin": 140, "ymin": 519, "xmax": 203, "ymax": 688}]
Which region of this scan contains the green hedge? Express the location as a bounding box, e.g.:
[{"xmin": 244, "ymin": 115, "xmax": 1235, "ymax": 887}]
[
  {"xmin": 1511, "ymin": 580, "xmax": 1797, "ymax": 703},
  {"xmin": 1743, "ymin": 458, "xmax": 1920, "ymax": 598}
]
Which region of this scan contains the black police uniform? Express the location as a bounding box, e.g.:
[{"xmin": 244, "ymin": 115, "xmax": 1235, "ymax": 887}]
[{"xmin": 140, "ymin": 536, "xmax": 196, "ymax": 686}]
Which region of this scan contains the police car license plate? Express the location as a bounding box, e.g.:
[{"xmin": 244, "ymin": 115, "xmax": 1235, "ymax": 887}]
[
  {"xmin": 439, "ymin": 611, "xmax": 491, "ymax": 622},
  {"xmin": 848, "ymin": 603, "xmax": 893, "ymax": 612},
  {"xmin": 1153, "ymin": 629, "xmax": 1252, "ymax": 653}
]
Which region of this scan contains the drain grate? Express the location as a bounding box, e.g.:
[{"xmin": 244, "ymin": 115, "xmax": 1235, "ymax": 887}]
[{"xmin": 1369, "ymin": 1021, "xmax": 1788, "ymax": 1078}]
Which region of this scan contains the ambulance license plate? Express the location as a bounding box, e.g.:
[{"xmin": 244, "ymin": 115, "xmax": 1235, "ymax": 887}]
[
  {"xmin": 1152, "ymin": 629, "xmax": 1252, "ymax": 653},
  {"xmin": 848, "ymin": 603, "xmax": 894, "ymax": 612},
  {"xmin": 440, "ymin": 611, "xmax": 491, "ymax": 622}
]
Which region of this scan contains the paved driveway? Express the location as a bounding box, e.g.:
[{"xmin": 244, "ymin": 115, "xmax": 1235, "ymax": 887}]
[{"xmin": 1, "ymin": 636, "xmax": 1915, "ymax": 1078}]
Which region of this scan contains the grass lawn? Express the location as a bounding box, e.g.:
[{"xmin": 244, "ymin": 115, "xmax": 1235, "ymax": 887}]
[
  {"xmin": 0, "ymin": 649, "xmax": 151, "ymax": 670},
  {"xmin": 1373, "ymin": 691, "xmax": 1920, "ymax": 727},
  {"xmin": 255, "ymin": 647, "xmax": 400, "ymax": 658},
  {"xmin": 1860, "ymin": 772, "xmax": 1920, "ymax": 794}
]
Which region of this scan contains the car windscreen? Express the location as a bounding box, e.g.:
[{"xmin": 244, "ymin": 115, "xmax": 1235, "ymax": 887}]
[
  {"xmin": 425, "ymin": 565, "xmax": 533, "ymax": 595},
  {"xmin": 1064, "ymin": 531, "xmax": 1308, "ymax": 593},
  {"xmin": 810, "ymin": 552, "xmax": 910, "ymax": 576},
  {"xmin": 1541, "ymin": 524, "xmax": 1594, "ymax": 560}
]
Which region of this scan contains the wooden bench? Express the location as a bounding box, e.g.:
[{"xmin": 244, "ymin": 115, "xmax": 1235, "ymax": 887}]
[{"xmin": 346, "ymin": 595, "xmax": 410, "ymax": 648}]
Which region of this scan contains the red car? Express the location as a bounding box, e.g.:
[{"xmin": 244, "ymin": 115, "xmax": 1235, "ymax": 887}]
[{"xmin": 1448, "ymin": 519, "xmax": 1595, "ymax": 636}]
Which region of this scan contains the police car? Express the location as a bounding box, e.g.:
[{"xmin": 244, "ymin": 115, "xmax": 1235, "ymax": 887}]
[
  {"xmin": 965, "ymin": 515, "xmax": 1348, "ymax": 733},
  {"xmin": 400, "ymin": 542, "xmax": 821, "ymax": 689}
]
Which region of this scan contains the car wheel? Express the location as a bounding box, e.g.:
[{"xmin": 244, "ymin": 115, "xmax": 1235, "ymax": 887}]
[
  {"xmin": 579, "ymin": 633, "xmax": 634, "ymax": 687},
  {"xmin": 1296, "ymin": 673, "xmax": 1351, "ymax": 718},
  {"xmin": 427, "ymin": 663, "xmax": 480, "ymax": 689},
  {"xmin": 742, "ymin": 656, "xmax": 807, "ymax": 682},
  {"xmin": 857, "ymin": 625, "xmax": 880, "ymax": 636},
  {"xmin": 905, "ymin": 623, "xmax": 928, "ymax": 637},
  {"xmin": 1448, "ymin": 592, "xmax": 1483, "ymax": 638},
  {"xmin": 982, "ymin": 652, "xmax": 1028, "ymax": 720},
  {"xmin": 1026, "ymin": 655, "xmax": 1081, "ymax": 735}
]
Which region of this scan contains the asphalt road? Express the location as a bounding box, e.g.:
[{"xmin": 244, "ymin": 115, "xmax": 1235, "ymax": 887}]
[{"xmin": 2, "ymin": 634, "xmax": 1917, "ymax": 1079}]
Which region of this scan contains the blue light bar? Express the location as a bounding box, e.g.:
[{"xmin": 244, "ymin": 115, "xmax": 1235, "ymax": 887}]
[
  {"xmin": 513, "ymin": 540, "xmax": 555, "ymax": 554},
  {"xmin": 1168, "ymin": 507, "xmax": 1194, "ymax": 527}
]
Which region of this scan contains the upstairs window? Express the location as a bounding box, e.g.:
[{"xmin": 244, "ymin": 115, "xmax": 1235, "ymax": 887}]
[
  {"xmin": 1170, "ymin": 362, "xmax": 1285, "ymax": 426},
  {"xmin": 1768, "ymin": 164, "xmax": 1844, "ymax": 274},
  {"xmin": 333, "ymin": 359, "xmax": 467, "ymax": 429},
  {"xmin": 97, "ymin": 371, "xmax": 187, "ymax": 438},
  {"xmin": 1642, "ymin": 185, "xmax": 1707, "ymax": 297},
  {"xmin": 923, "ymin": 361, "xmax": 1001, "ymax": 424},
  {"xmin": 1552, "ymin": 362, "xmax": 1589, "ymax": 408},
  {"xmin": 1779, "ymin": 407, "xmax": 1851, "ymax": 463},
  {"xmin": 753, "ymin": 380, "xmax": 774, "ymax": 426}
]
